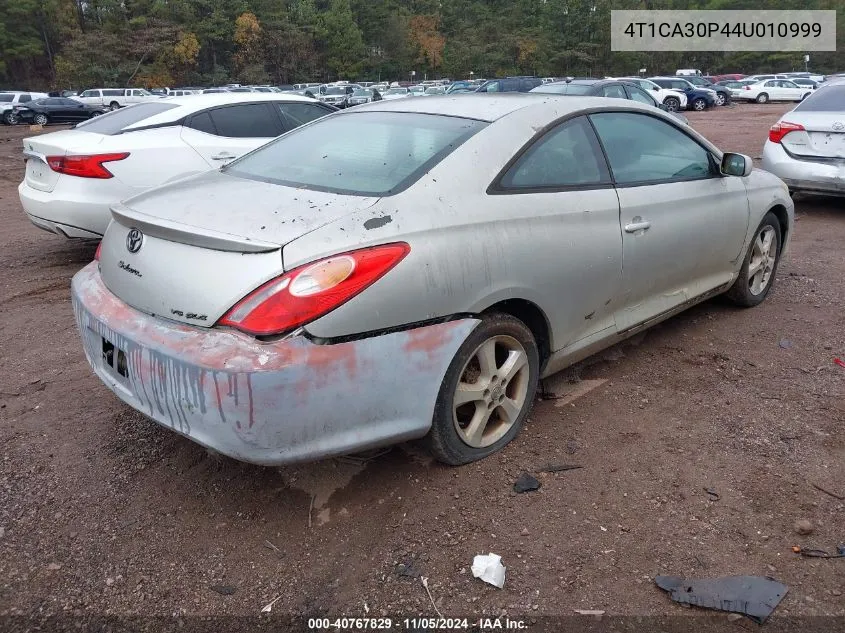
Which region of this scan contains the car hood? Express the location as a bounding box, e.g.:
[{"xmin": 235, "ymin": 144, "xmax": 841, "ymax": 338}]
[{"xmin": 114, "ymin": 169, "xmax": 380, "ymax": 250}]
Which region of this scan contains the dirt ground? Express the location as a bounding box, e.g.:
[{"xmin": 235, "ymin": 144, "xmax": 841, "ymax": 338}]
[{"xmin": 1, "ymin": 103, "xmax": 843, "ymax": 630}]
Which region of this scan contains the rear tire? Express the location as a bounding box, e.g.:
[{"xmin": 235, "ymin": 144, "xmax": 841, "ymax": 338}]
[
  {"xmin": 692, "ymin": 98, "xmax": 707, "ymax": 111},
  {"xmin": 663, "ymin": 97, "xmax": 680, "ymax": 112},
  {"xmin": 426, "ymin": 313, "xmax": 540, "ymax": 465},
  {"xmin": 756, "ymin": 93, "xmax": 769, "ymax": 104},
  {"xmin": 725, "ymin": 212, "xmax": 782, "ymax": 308},
  {"xmin": 33, "ymin": 113, "xmax": 48, "ymax": 125},
  {"xmin": 109, "ymin": 101, "xmax": 120, "ymax": 111}
]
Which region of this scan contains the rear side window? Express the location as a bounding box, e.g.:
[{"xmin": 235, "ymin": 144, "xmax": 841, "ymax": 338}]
[
  {"xmin": 794, "ymin": 85, "xmax": 845, "ymax": 111},
  {"xmin": 188, "ymin": 111, "xmax": 216, "ymax": 134},
  {"xmin": 226, "ymin": 111, "xmax": 486, "ymax": 196},
  {"xmin": 18, "ymin": 94, "xmax": 32, "ymax": 103},
  {"xmin": 626, "ymin": 85, "xmax": 657, "ymax": 105},
  {"xmin": 601, "ymin": 84, "xmax": 627, "ymax": 99},
  {"xmin": 103, "ymin": 89, "xmax": 123, "ymax": 97},
  {"xmin": 207, "ymin": 103, "xmax": 283, "ymax": 138},
  {"xmin": 499, "ymin": 116, "xmax": 610, "ymax": 189},
  {"xmin": 0, "ymin": 94, "xmax": 13, "ymax": 103},
  {"xmin": 74, "ymin": 102, "xmax": 180, "ymax": 134},
  {"xmin": 275, "ymin": 102, "xmax": 331, "ymax": 129}
]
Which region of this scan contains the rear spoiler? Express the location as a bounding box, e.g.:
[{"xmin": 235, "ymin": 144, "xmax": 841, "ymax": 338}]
[{"xmin": 110, "ymin": 204, "xmax": 281, "ymax": 254}]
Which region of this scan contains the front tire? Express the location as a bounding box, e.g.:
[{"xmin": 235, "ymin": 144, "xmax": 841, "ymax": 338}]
[
  {"xmin": 692, "ymin": 97, "xmax": 707, "ymax": 111},
  {"xmin": 33, "ymin": 113, "xmax": 48, "ymax": 125},
  {"xmin": 663, "ymin": 96, "xmax": 680, "ymax": 112},
  {"xmin": 109, "ymin": 101, "xmax": 120, "ymax": 111},
  {"xmin": 4, "ymin": 111, "xmax": 18, "ymax": 125},
  {"xmin": 716, "ymin": 92, "xmax": 727, "ymax": 106},
  {"xmin": 426, "ymin": 313, "xmax": 540, "ymax": 465},
  {"xmin": 725, "ymin": 212, "xmax": 782, "ymax": 307},
  {"xmin": 756, "ymin": 93, "xmax": 769, "ymax": 104}
]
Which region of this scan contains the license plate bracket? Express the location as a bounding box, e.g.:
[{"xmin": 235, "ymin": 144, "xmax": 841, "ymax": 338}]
[{"xmin": 101, "ymin": 336, "xmax": 129, "ymax": 378}]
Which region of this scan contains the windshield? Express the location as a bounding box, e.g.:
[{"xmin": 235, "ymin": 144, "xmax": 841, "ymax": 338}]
[
  {"xmin": 530, "ymin": 83, "xmax": 594, "ymax": 95},
  {"xmin": 74, "ymin": 102, "xmax": 180, "ymax": 134},
  {"xmin": 325, "ymin": 87, "xmax": 347, "ymax": 95},
  {"xmin": 226, "ymin": 112, "xmax": 487, "ymax": 196},
  {"xmin": 794, "ymin": 85, "xmax": 845, "ymax": 112}
]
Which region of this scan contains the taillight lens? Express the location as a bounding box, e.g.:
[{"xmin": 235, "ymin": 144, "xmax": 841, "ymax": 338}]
[
  {"xmin": 769, "ymin": 121, "xmax": 805, "ymax": 144},
  {"xmin": 743, "ymin": 86, "xmax": 750, "ymax": 90},
  {"xmin": 94, "ymin": 242, "xmax": 102, "ymax": 261},
  {"xmin": 46, "ymin": 152, "xmax": 129, "ymax": 179},
  {"xmin": 219, "ymin": 242, "xmax": 410, "ymax": 336}
]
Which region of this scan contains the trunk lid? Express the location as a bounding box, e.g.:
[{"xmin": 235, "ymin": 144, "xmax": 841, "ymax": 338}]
[
  {"xmin": 98, "ymin": 170, "xmax": 379, "ymax": 327},
  {"xmin": 22, "ymin": 130, "xmax": 105, "ymax": 193},
  {"xmin": 781, "ymin": 113, "xmax": 845, "ymax": 159}
]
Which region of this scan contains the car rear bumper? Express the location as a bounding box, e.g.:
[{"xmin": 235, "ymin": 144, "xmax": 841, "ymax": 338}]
[
  {"xmin": 19, "ymin": 180, "xmax": 141, "ymax": 238},
  {"xmin": 71, "ymin": 263, "xmax": 478, "ymax": 465},
  {"xmin": 761, "ymin": 141, "xmax": 845, "ymax": 195}
]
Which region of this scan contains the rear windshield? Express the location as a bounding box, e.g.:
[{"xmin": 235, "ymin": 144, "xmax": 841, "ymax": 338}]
[
  {"xmin": 531, "ymin": 83, "xmax": 594, "ymax": 95},
  {"xmin": 794, "ymin": 85, "xmax": 845, "ymax": 112},
  {"xmin": 74, "ymin": 102, "xmax": 180, "ymax": 134},
  {"xmin": 226, "ymin": 111, "xmax": 486, "ymax": 196},
  {"xmin": 0, "ymin": 94, "xmax": 14, "ymax": 102}
]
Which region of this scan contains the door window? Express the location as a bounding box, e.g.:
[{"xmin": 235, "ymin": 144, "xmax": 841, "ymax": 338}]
[
  {"xmin": 207, "ymin": 103, "xmax": 284, "ymax": 138},
  {"xmin": 81, "ymin": 90, "xmax": 97, "ymax": 98},
  {"xmin": 625, "ymin": 85, "xmax": 657, "ymax": 106},
  {"xmin": 19, "ymin": 94, "xmax": 32, "ymax": 103},
  {"xmin": 275, "ymin": 103, "xmax": 332, "ymax": 130},
  {"xmin": 590, "ymin": 112, "xmax": 713, "ymax": 185},
  {"xmin": 601, "ymin": 84, "xmax": 627, "ymax": 99},
  {"xmin": 498, "ymin": 116, "xmax": 610, "ymax": 189}
]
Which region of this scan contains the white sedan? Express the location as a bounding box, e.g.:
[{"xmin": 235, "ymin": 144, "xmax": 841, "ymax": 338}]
[
  {"xmin": 736, "ymin": 79, "xmax": 814, "ymax": 104},
  {"xmin": 18, "ymin": 93, "xmax": 334, "ymax": 238}
]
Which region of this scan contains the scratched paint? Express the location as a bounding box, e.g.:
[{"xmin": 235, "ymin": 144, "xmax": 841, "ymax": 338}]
[{"xmin": 72, "ymin": 263, "xmax": 478, "ymax": 465}]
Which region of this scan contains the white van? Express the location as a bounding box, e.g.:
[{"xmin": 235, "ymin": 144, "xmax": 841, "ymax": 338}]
[{"xmin": 676, "ymin": 69, "xmax": 702, "ymax": 77}]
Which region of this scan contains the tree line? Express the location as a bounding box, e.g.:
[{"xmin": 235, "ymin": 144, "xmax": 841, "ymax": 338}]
[{"xmin": 1, "ymin": 0, "xmax": 843, "ymax": 91}]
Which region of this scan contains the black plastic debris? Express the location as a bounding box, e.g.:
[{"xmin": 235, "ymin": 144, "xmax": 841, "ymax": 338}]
[
  {"xmin": 513, "ymin": 473, "xmax": 541, "ymax": 493},
  {"xmin": 210, "ymin": 585, "xmax": 237, "ymax": 596},
  {"xmin": 654, "ymin": 575, "xmax": 788, "ymax": 624},
  {"xmin": 793, "ymin": 544, "xmax": 845, "ymax": 559}
]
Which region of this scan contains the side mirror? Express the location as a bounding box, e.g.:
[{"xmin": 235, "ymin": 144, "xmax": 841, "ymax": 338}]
[{"xmin": 720, "ymin": 152, "xmax": 753, "ymax": 177}]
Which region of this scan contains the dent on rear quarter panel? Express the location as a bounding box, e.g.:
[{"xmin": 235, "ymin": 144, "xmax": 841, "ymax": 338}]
[{"xmin": 72, "ymin": 264, "xmax": 478, "ymax": 463}]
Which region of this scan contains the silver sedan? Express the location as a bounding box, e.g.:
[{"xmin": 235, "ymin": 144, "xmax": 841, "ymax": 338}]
[
  {"xmin": 72, "ymin": 95, "xmax": 794, "ymax": 466},
  {"xmin": 761, "ymin": 83, "xmax": 845, "ymax": 196}
]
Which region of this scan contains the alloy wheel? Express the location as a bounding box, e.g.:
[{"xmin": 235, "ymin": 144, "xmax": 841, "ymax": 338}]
[
  {"xmin": 452, "ymin": 335, "xmax": 531, "ymax": 449},
  {"xmin": 748, "ymin": 226, "xmax": 777, "ymax": 296}
]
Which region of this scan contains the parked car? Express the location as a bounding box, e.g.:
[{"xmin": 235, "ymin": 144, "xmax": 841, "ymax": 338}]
[
  {"xmin": 380, "ymin": 87, "xmax": 410, "ymax": 101},
  {"xmin": 346, "ymin": 88, "xmax": 382, "ymax": 106},
  {"xmin": 761, "ymin": 83, "xmax": 845, "ymax": 196},
  {"xmin": 0, "ymin": 91, "xmax": 49, "ymax": 124},
  {"xmin": 676, "ymin": 68, "xmax": 702, "ymax": 76},
  {"xmin": 791, "ymin": 78, "xmax": 819, "ymax": 90},
  {"xmin": 423, "ymin": 86, "xmax": 447, "ymax": 96},
  {"xmin": 650, "ymin": 77, "xmax": 717, "ymax": 111},
  {"xmin": 683, "ymin": 76, "xmax": 732, "ymax": 106},
  {"xmin": 474, "ymin": 76, "xmax": 543, "ymax": 93},
  {"xmin": 18, "ymin": 93, "xmax": 335, "ymax": 239},
  {"xmin": 618, "ymin": 77, "xmax": 688, "ymax": 111},
  {"xmin": 530, "ymin": 79, "xmax": 689, "ymax": 125},
  {"xmin": 735, "ymin": 79, "xmax": 814, "ymax": 104},
  {"xmin": 12, "ymin": 97, "xmax": 104, "ymax": 125},
  {"xmin": 76, "ymin": 88, "xmax": 161, "ymax": 110},
  {"xmin": 71, "ymin": 95, "xmax": 792, "ymax": 466},
  {"xmin": 318, "ymin": 85, "xmax": 360, "ymax": 108},
  {"xmin": 743, "ymin": 74, "xmax": 790, "ymax": 82},
  {"xmin": 716, "ymin": 80, "xmax": 751, "ymax": 99},
  {"xmin": 408, "ymin": 85, "xmax": 426, "ymax": 96}
]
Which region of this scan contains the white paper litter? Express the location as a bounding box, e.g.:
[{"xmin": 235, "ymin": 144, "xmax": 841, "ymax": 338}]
[
  {"xmin": 471, "ymin": 553, "xmax": 506, "ymax": 588},
  {"xmin": 574, "ymin": 609, "xmax": 605, "ymax": 616}
]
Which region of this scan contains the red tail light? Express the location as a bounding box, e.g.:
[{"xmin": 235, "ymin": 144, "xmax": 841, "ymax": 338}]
[
  {"xmin": 743, "ymin": 85, "xmax": 750, "ymax": 90},
  {"xmin": 219, "ymin": 243, "xmax": 411, "ymax": 336},
  {"xmin": 94, "ymin": 242, "xmax": 102, "ymax": 261},
  {"xmin": 46, "ymin": 152, "xmax": 129, "ymax": 179},
  {"xmin": 769, "ymin": 121, "xmax": 805, "ymax": 144}
]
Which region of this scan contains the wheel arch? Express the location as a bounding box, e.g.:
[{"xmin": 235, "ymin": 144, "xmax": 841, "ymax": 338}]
[
  {"xmin": 767, "ymin": 204, "xmax": 790, "ymax": 252},
  {"xmin": 481, "ymin": 298, "xmax": 552, "ymax": 370}
]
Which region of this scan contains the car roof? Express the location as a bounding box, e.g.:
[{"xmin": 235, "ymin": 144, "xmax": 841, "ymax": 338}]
[
  {"xmin": 118, "ymin": 92, "xmax": 316, "ymax": 130},
  {"xmin": 347, "ymin": 94, "xmax": 652, "ymax": 123}
]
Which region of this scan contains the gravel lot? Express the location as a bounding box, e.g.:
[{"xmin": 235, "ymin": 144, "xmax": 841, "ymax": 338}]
[{"xmin": 1, "ymin": 103, "xmax": 843, "ymax": 630}]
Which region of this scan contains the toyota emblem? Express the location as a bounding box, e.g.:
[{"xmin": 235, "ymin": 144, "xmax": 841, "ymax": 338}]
[
  {"xmin": 833, "ymin": 121, "xmax": 844, "ymax": 131},
  {"xmin": 126, "ymin": 228, "xmax": 144, "ymax": 254}
]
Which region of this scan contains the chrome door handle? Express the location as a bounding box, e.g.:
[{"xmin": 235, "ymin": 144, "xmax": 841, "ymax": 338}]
[
  {"xmin": 211, "ymin": 153, "xmax": 237, "ymax": 161},
  {"xmin": 624, "ymin": 220, "xmax": 651, "ymax": 233}
]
